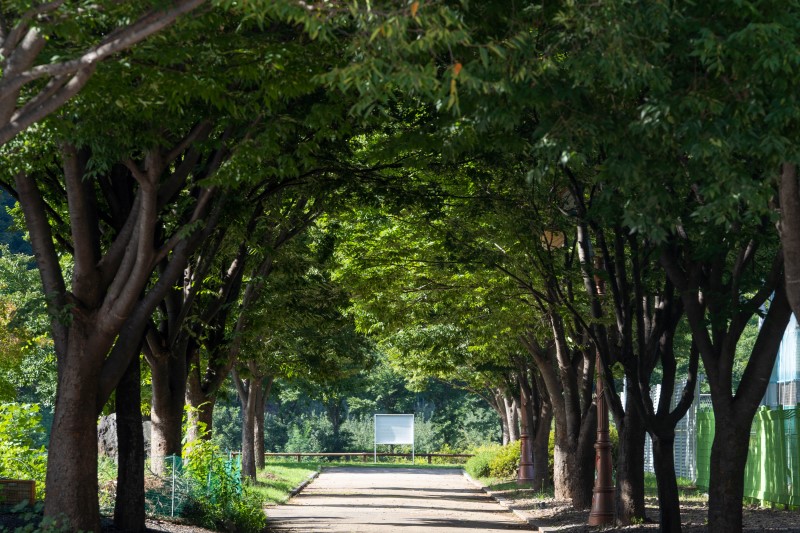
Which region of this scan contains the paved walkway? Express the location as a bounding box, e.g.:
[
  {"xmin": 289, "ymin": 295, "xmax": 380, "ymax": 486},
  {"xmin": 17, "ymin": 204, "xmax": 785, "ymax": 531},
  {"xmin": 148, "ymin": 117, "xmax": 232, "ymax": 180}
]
[{"xmin": 266, "ymin": 467, "xmax": 531, "ymax": 532}]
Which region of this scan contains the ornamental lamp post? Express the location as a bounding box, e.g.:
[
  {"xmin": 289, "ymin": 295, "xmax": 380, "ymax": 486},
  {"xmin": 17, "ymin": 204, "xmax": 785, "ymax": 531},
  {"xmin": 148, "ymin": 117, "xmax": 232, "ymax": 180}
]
[{"xmin": 588, "ymin": 258, "xmax": 615, "ymax": 526}]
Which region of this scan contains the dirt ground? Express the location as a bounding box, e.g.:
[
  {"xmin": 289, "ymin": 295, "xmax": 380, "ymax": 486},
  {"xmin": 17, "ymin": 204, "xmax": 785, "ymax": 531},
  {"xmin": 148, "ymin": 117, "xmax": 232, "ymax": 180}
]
[
  {"xmin": 265, "ymin": 466, "xmax": 531, "ymax": 532},
  {"xmin": 489, "ymin": 491, "xmax": 800, "ymax": 532}
]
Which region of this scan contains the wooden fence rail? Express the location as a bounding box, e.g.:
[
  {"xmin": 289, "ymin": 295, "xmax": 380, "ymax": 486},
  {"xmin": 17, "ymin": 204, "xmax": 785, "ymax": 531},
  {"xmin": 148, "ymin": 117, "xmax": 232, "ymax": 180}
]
[{"xmin": 232, "ymin": 452, "xmax": 474, "ymax": 464}]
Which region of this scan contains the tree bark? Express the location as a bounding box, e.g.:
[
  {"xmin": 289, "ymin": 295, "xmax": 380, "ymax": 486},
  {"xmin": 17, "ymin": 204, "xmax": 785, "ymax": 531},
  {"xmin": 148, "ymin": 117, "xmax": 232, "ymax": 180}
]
[
  {"xmin": 43, "ymin": 319, "xmax": 102, "ymax": 532},
  {"xmin": 185, "ymin": 373, "xmax": 215, "ymax": 441},
  {"xmin": 651, "ymin": 429, "xmax": 682, "ymax": 533},
  {"xmin": 780, "ymin": 162, "xmax": 800, "ymax": 317},
  {"xmin": 486, "ymin": 388, "xmax": 510, "ymax": 445},
  {"xmin": 239, "ymin": 376, "xmax": 263, "ymax": 480},
  {"xmin": 614, "ymin": 401, "xmax": 647, "ymax": 525},
  {"xmin": 517, "ymin": 377, "xmax": 535, "ymax": 484},
  {"xmin": 254, "ymin": 377, "xmax": 273, "ymax": 469},
  {"xmin": 552, "ymin": 420, "xmax": 595, "ymax": 508},
  {"xmin": 114, "ymin": 354, "xmax": 145, "ymax": 532},
  {"xmin": 532, "ymin": 393, "xmax": 552, "ymax": 492},
  {"xmin": 707, "ymin": 411, "xmax": 752, "ymax": 533},
  {"xmin": 148, "ymin": 350, "xmax": 187, "ymax": 475},
  {"xmin": 505, "ymin": 395, "xmax": 520, "ymax": 442}
]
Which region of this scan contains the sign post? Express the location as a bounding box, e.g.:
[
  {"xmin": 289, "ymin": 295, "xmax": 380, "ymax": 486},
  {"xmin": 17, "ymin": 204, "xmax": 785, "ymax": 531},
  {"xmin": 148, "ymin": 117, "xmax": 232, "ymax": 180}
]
[{"xmin": 374, "ymin": 414, "xmax": 415, "ymax": 464}]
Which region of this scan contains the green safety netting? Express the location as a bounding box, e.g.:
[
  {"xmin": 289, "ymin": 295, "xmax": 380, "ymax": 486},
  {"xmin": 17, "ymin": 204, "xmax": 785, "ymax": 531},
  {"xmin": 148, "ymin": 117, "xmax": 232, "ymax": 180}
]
[
  {"xmin": 696, "ymin": 406, "xmax": 800, "ymax": 505},
  {"xmin": 141, "ymin": 453, "xmax": 242, "ymax": 518}
]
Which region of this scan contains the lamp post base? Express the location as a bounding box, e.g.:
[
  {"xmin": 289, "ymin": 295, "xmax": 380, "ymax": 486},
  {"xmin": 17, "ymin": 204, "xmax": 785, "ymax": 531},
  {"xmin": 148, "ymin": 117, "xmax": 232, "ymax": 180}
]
[{"xmin": 517, "ymin": 434, "xmax": 535, "ymax": 485}]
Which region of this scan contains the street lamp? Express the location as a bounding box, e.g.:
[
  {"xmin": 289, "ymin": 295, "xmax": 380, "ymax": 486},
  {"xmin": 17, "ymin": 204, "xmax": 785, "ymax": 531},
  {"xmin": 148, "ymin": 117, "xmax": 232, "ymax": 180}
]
[{"xmin": 588, "ymin": 259, "xmax": 615, "ymax": 526}]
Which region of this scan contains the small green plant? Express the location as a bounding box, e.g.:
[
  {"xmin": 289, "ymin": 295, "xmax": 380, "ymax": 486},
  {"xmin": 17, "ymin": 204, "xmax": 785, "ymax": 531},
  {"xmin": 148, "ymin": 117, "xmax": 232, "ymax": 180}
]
[
  {"xmin": 180, "ymin": 404, "xmax": 267, "ymax": 532},
  {"xmin": 0, "ymin": 502, "xmax": 70, "ymax": 533}
]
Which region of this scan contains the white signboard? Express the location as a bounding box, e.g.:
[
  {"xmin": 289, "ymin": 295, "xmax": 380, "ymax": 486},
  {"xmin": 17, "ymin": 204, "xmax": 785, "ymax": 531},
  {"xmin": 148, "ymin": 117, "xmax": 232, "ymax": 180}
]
[{"xmin": 374, "ymin": 414, "xmax": 415, "ymax": 463}]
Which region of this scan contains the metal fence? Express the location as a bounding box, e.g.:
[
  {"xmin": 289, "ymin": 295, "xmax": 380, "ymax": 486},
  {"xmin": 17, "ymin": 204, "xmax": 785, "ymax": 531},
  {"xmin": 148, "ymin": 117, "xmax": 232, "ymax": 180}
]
[
  {"xmin": 148, "ymin": 453, "xmax": 241, "ymax": 518},
  {"xmin": 642, "ymin": 379, "xmax": 699, "ymax": 482},
  {"xmin": 100, "ymin": 452, "xmax": 242, "ymax": 518}
]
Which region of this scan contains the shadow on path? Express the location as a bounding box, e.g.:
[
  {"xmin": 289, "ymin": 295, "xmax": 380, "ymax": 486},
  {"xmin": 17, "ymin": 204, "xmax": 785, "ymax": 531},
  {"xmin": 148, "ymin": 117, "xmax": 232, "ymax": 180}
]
[{"xmin": 267, "ymin": 466, "xmax": 530, "ymax": 532}]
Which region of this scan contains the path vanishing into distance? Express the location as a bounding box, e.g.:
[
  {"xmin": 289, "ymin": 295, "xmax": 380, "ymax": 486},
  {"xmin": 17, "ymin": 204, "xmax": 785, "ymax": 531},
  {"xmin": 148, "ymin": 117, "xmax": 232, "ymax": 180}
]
[{"xmin": 266, "ymin": 467, "xmax": 531, "ymax": 532}]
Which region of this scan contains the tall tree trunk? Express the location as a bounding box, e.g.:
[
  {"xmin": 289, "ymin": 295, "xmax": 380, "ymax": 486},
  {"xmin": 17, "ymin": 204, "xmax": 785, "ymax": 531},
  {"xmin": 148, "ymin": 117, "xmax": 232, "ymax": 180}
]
[
  {"xmin": 149, "ymin": 351, "xmax": 187, "ymax": 475},
  {"xmin": 615, "ymin": 403, "xmax": 647, "ymax": 525},
  {"xmin": 651, "ymin": 429, "xmax": 682, "ymax": 533},
  {"xmin": 43, "ymin": 322, "xmax": 101, "ymax": 532},
  {"xmin": 517, "ymin": 377, "xmax": 535, "ymax": 484},
  {"xmin": 254, "ymin": 377, "xmax": 273, "ymax": 469},
  {"xmin": 489, "ymin": 389, "xmax": 510, "ymax": 445},
  {"xmin": 240, "ymin": 376, "xmax": 263, "ymax": 480},
  {"xmin": 532, "ymin": 396, "xmax": 552, "ymax": 492},
  {"xmin": 114, "ymin": 354, "xmax": 145, "ymax": 532},
  {"xmin": 780, "ymin": 162, "xmax": 800, "ymax": 316},
  {"xmin": 506, "ymin": 396, "xmax": 520, "ymax": 442},
  {"xmin": 707, "ymin": 407, "xmax": 752, "ymax": 533},
  {"xmin": 552, "ymin": 408, "xmax": 596, "ymax": 508}
]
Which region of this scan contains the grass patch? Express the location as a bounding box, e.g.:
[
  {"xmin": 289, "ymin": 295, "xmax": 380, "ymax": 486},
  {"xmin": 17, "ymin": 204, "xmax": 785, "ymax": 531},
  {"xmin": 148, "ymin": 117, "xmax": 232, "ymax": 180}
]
[
  {"xmin": 253, "ymin": 462, "xmax": 321, "ymax": 504},
  {"xmin": 644, "ymin": 472, "xmax": 706, "ymax": 502}
]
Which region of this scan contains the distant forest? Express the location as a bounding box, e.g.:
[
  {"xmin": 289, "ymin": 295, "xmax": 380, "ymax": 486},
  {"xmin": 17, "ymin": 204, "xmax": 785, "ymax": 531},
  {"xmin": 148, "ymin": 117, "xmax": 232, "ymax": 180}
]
[{"xmin": 0, "ymin": 189, "xmax": 31, "ymax": 255}]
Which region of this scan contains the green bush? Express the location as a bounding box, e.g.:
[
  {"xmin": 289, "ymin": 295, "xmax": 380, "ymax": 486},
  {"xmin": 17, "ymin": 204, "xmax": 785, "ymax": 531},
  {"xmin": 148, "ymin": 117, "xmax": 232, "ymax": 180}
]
[
  {"xmin": 465, "ymin": 444, "xmax": 502, "ymax": 479},
  {"xmin": 0, "ymin": 502, "xmax": 70, "ymax": 533},
  {"xmin": 0, "ymin": 403, "xmax": 47, "ymax": 499},
  {"xmin": 283, "ymin": 413, "xmax": 335, "ymax": 454},
  {"xmin": 466, "ymin": 441, "xmax": 522, "ymax": 480},
  {"xmin": 488, "ymin": 441, "xmax": 520, "ymax": 479}
]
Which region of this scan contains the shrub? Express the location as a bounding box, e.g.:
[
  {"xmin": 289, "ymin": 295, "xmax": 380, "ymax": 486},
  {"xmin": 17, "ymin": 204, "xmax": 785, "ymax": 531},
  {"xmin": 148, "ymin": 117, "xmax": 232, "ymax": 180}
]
[
  {"xmin": 0, "ymin": 403, "xmax": 47, "ymax": 499},
  {"xmin": 0, "ymin": 502, "xmax": 70, "ymax": 533},
  {"xmin": 341, "ymin": 416, "xmax": 372, "ymax": 450},
  {"xmin": 180, "ymin": 410, "xmax": 267, "ymax": 532},
  {"xmin": 466, "ymin": 441, "xmax": 521, "ymax": 480},
  {"xmin": 283, "ymin": 413, "xmax": 335, "ymax": 454},
  {"xmin": 465, "ymin": 445, "xmax": 501, "ymax": 479},
  {"xmin": 488, "ymin": 441, "xmax": 520, "ymax": 479}
]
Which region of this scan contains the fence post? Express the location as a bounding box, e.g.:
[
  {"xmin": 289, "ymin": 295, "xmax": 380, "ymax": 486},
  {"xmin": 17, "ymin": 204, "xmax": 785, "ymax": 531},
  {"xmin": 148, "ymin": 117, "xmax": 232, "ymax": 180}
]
[{"xmin": 171, "ymin": 455, "xmax": 176, "ymax": 518}]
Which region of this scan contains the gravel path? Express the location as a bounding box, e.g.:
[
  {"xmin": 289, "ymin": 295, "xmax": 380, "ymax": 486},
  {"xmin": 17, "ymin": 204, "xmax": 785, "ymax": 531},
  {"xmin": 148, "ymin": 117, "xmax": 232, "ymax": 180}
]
[{"xmin": 265, "ymin": 467, "xmax": 531, "ymax": 532}]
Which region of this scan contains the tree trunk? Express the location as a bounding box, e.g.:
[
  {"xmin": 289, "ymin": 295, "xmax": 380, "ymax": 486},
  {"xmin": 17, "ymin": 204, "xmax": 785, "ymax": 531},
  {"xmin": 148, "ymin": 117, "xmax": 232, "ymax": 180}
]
[
  {"xmin": 254, "ymin": 377, "xmax": 273, "ymax": 469},
  {"xmin": 43, "ymin": 322, "xmax": 101, "ymax": 532},
  {"xmin": 707, "ymin": 411, "xmax": 751, "ymax": 533},
  {"xmin": 149, "ymin": 354, "xmax": 187, "ymax": 475},
  {"xmin": 780, "ymin": 162, "xmax": 800, "ymax": 317},
  {"xmin": 114, "ymin": 354, "xmax": 145, "ymax": 532},
  {"xmin": 651, "ymin": 429, "xmax": 682, "ymax": 533},
  {"xmin": 506, "ymin": 396, "xmax": 520, "ymax": 442},
  {"xmin": 532, "ymin": 398, "xmax": 552, "ymax": 492},
  {"xmin": 185, "ymin": 377, "xmax": 215, "ymax": 441},
  {"xmin": 553, "ymin": 411, "xmax": 595, "ymax": 508},
  {"xmin": 518, "ymin": 379, "xmax": 535, "ymax": 484},
  {"xmin": 240, "ymin": 377, "xmax": 263, "ymax": 480},
  {"xmin": 615, "ymin": 401, "xmax": 647, "ymax": 524}
]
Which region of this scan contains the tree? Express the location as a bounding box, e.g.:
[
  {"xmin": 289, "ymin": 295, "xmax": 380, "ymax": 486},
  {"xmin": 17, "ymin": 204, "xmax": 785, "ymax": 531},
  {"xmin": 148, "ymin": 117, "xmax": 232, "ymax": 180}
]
[
  {"xmin": 232, "ymin": 227, "xmax": 373, "ymax": 478},
  {"xmin": 0, "ymin": 0, "xmax": 205, "ymax": 145}
]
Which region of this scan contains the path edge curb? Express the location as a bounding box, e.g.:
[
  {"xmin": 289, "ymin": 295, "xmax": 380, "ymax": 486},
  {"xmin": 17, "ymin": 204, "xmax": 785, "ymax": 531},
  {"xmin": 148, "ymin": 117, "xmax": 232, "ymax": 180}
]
[
  {"xmin": 462, "ymin": 470, "xmax": 551, "ymax": 532},
  {"xmin": 289, "ymin": 470, "xmax": 319, "ymax": 497}
]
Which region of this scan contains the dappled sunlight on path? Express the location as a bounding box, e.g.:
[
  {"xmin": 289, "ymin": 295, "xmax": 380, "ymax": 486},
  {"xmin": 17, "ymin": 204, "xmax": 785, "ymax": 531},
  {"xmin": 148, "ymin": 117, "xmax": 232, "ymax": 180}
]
[{"xmin": 266, "ymin": 467, "xmax": 530, "ymax": 532}]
